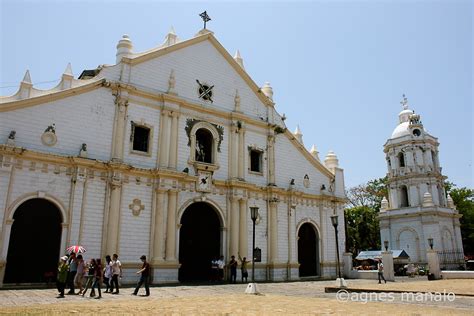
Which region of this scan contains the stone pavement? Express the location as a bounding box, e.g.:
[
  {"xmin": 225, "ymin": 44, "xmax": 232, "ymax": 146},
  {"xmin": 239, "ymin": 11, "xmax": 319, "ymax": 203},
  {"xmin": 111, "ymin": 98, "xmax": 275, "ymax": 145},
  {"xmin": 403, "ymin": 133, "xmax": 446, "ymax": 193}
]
[{"xmin": 1, "ymin": 278, "xmax": 473, "ymax": 315}]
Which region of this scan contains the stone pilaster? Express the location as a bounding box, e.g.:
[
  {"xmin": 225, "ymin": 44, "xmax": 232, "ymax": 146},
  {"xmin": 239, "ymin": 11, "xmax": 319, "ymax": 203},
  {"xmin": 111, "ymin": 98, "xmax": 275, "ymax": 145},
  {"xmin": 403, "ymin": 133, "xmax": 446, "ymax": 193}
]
[
  {"xmin": 267, "ymin": 134, "xmax": 276, "ymax": 185},
  {"xmin": 111, "ymin": 93, "xmax": 129, "ymax": 161},
  {"xmin": 230, "ymin": 123, "xmax": 239, "ymax": 178},
  {"xmin": 105, "ymin": 172, "xmax": 122, "ymax": 256},
  {"xmin": 165, "ymin": 189, "xmax": 178, "ymax": 261},
  {"xmin": 229, "ymin": 196, "xmax": 239, "ymax": 257},
  {"xmin": 158, "ymin": 110, "xmax": 171, "ymax": 168},
  {"xmin": 168, "ymin": 112, "xmax": 179, "ymax": 169},
  {"xmin": 239, "ymin": 198, "xmax": 248, "ymax": 258},
  {"xmin": 269, "ymin": 200, "xmax": 278, "ymax": 263},
  {"xmin": 152, "ymin": 188, "xmax": 167, "ymax": 263},
  {"xmin": 238, "ymin": 124, "xmax": 245, "ymax": 180}
]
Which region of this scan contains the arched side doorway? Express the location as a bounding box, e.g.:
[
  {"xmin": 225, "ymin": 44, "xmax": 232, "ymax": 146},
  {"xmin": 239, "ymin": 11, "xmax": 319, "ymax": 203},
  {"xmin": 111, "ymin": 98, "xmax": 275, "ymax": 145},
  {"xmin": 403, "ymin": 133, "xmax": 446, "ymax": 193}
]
[
  {"xmin": 178, "ymin": 202, "xmax": 221, "ymax": 282},
  {"xmin": 4, "ymin": 198, "xmax": 63, "ymax": 283},
  {"xmin": 298, "ymin": 223, "xmax": 320, "ymax": 277}
]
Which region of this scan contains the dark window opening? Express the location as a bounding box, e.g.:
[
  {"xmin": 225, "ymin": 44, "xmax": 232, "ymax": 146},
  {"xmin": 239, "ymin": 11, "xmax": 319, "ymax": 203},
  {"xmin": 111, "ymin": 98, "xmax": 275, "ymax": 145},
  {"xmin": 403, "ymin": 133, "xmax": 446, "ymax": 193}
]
[
  {"xmin": 195, "ymin": 129, "xmax": 213, "ymax": 163},
  {"xmin": 398, "ymin": 152, "xmax": 405, "ymax": 167},
  {"xmin": 400, "ymin": 186, "xmax": 409, "ymax": 207},
  {"xmin": 250, "ymin": 150, "xmax": 262, "ymax": 173},
  {"xmin": 132, "ymin": 124, "xmax": 150, "ymax": 153}
]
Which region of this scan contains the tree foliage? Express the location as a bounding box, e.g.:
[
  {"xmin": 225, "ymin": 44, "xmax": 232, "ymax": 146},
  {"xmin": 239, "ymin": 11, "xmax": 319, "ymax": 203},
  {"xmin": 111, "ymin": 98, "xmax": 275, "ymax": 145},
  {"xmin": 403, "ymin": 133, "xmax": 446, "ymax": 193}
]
[
  {"xmin": 445, "ymin": 182, "xmax": 474, "ymax": 256},
  {"xmin": 344, "ymin": 177, "xmax": 387, "ymax": 254}
]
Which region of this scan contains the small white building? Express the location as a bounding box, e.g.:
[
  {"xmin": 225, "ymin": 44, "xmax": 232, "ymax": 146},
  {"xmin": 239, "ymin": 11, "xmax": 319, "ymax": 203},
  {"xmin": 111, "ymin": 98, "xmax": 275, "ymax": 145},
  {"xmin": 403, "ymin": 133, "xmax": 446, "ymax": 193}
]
[
  {"xmin": 0, "ymin": 27, "xmax": 346, "ymax": 285},
  {"xmin": 379, "ymin": 95, "xmax": 463, "ymax": 264}
]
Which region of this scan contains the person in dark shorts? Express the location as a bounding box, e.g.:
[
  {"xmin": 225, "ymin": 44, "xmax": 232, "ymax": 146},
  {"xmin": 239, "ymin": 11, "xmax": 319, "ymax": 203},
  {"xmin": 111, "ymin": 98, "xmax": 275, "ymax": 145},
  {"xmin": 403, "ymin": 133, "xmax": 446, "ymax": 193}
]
[
  {"xmin": 132, "ymin": 255, "xmax": 150, "ymax": 296},
  {"xmin": 56, "ymin": 256, "xmax": 69, "ymax": 298},
  {"xmin": 238, "ymin": 254, "xmax": 250, "ymax": 283},
  {"xmin": 229, "ymin": 255, "xmax": 238, "ymax": 284}
]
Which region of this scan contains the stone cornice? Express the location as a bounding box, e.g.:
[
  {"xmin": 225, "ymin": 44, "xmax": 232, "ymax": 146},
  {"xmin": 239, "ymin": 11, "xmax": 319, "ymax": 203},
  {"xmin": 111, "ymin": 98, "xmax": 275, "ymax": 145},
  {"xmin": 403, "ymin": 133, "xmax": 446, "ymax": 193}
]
[
  {"xmin": 0, "ymin": 79, "xmax": 106, "ymax": 112},
  {"xmin": 0, "ymin": 145, "xmax": 344, "ymax": 204}
]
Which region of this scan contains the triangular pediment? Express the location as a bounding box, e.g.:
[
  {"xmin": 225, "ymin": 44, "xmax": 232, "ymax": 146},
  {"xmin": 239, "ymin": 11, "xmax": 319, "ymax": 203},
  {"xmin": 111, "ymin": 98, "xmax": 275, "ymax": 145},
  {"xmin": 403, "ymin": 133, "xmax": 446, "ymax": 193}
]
[{"xmin": 123, "ymin": 33, "xmax": 273, "ymax": 116}]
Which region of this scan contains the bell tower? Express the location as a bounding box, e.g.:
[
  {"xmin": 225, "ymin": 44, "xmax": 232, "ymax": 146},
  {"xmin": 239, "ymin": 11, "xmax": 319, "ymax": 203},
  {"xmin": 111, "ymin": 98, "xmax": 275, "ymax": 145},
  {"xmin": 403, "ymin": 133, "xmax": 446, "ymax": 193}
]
[{"xmin": 379, "ymin": 95, "xmax": 463, "ymax": 265}]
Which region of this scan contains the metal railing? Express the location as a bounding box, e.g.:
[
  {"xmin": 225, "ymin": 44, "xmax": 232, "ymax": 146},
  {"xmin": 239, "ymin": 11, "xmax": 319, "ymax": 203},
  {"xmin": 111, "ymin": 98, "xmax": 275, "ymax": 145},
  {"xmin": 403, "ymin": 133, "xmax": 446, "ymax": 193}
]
[{"xmin": 438, "ymin": 249, "xmax": 465, "ymax": 270}]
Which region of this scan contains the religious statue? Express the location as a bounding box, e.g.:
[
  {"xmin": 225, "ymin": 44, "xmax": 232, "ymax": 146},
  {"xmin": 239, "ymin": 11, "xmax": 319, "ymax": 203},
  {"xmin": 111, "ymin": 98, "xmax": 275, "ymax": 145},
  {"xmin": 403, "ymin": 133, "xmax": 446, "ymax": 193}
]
[
  {"xmin": 7, "ymin": 130, "xmax": 16, "ymax": 146},
  {"xmin": 79, "ymin": 143, "xmax": 88, "ymax": 158},
  {"xmin": 195, "ymin": 140, "xmax": 205, "ymax": 162},
  {"xmin": 44, "ymin": 124, "xmax": 56, "ymax": 134}
]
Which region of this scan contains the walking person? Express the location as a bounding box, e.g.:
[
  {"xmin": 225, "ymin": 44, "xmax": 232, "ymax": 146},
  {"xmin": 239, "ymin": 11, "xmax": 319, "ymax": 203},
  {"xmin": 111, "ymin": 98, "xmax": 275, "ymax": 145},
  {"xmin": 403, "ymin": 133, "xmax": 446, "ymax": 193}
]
[
  {"xmin": 56, "ymin": 256, "xmax": 69, "ymax": 298},
  {"xmin": 66, "ymin": 252, "xmax": 77, "ymax": 294},
  {"xmin": 238, "ymin": 254, "xmax": 250, "ymax": 283},
  {"xmin": 82, "ymin": 258, "xmax": 96, "ymax": 297},
  {"xmin": 378, "ymin": 259, "xmax": 387, "ymax": 284},
  {"xmin": 92, "ymin": 259, "xmax": 103, "ymax": 299},
  {"xmin": 228, "ymin": 255, "xmax": 237, "ymax": 284},
  {"xmin": 217, "ymin": 255, "xmax": 225, "ymax": 282},
  {"xmin": 110, "ymin": 253, "xmax": 122, "ymax": 294},
  {"xmin": 103, "ymin": 255, "xmax": 113, "ymax": 293},
  {"xmin": 132, "ymin": 255, "xmax": 150, "ymax": 296},
  {"xmin": 74, "ymin": 255, "xmax": 86, "ymax": 295}
]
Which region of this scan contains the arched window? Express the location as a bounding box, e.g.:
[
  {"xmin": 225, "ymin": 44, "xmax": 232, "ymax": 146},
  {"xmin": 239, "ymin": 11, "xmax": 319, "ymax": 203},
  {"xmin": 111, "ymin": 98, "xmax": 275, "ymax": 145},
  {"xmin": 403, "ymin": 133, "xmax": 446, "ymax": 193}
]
[
  {"xmin": 195, "ymin": 128, "xmax": 213, "ymax": 163},
  {"xmin": 400, "ymin": 185, "xmax": 409, "ymax": 207},
  {"xmin": 398, "ymin": 152, "xmax": 405, "ymax": 167}
]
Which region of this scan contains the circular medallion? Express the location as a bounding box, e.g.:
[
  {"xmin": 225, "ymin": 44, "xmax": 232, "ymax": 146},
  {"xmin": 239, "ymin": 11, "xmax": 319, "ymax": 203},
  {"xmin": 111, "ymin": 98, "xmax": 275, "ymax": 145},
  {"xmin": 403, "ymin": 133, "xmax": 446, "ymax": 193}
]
[{"xmin": 41, "ymin": 131, "xmax": 57, "ymax": 146}]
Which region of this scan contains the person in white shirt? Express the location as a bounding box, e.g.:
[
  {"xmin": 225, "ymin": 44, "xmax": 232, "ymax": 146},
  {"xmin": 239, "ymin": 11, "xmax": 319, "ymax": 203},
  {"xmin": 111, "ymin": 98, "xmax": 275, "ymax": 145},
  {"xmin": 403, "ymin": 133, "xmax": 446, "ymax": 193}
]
[
  {"xmin": 103, "ymin": 255, "xmax": 113, "ymax": 293},
  {"xmin": 217, "ymin": 255, "xmax": 225, "ymax": 281},
  {"xmin": 110, "ymin": 254, "xmax": 122, "ymax": 294}
]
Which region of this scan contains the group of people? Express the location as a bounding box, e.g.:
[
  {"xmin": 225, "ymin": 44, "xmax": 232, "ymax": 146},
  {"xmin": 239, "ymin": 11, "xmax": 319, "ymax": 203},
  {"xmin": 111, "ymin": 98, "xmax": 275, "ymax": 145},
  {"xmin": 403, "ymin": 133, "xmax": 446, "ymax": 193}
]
[
  {"xmin": 56, "ymin": 253, "xmax": 123, "ymax": 298},
  {"xmin": 212, "ymin": 254, "xmax": 250, "ymax": 284}
]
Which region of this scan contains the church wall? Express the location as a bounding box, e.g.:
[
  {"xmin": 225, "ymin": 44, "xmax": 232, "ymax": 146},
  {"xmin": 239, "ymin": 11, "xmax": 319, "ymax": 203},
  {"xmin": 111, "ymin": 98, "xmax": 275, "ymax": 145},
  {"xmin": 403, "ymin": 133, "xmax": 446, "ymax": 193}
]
[
  {"xmin": 252, "ymin": 198, "xmax": 268, "ymax": 264},
  {"xmin": 274, "ymin": 136, "xmax": 329, "ymax": 195},
  {"xmin": 0, "ymin": 168, "xmax": 11, "ymax": 230},
  {"xmin": 118, "ymin": 180, "xmax": 153, "ymax": 262},
  {"xmin": 8, "ymin": 166, "xmax": 72, "ymax": 216},
  {"xmin": 276, "ymin": 202, "xmax": 289, "ymax": 264},
  {"xmin": 130, "ymin": 41, "xmax": 267, "ymax": 119},
  {"xmin": 79, "ymin": 178, "xmax": 107, "ymax": 260},
  {"xmin": 0, "ymin": 88, "xmax": 115, "ymax": 162},
  {"xmin": 122, "ymin": 102, "xmax": 160, "ymax": 169}
]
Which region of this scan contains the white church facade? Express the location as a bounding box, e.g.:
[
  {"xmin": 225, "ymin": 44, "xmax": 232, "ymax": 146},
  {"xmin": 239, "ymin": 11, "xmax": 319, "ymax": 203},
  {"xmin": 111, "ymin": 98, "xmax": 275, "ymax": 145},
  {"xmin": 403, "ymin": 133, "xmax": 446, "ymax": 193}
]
[
  {"xmin": 379, "ymin": 96, "xmax": 463, "ymax": 265},
  {"xmin": 0, "ymin": 27, "xmax": 346, "ymax": 285}
]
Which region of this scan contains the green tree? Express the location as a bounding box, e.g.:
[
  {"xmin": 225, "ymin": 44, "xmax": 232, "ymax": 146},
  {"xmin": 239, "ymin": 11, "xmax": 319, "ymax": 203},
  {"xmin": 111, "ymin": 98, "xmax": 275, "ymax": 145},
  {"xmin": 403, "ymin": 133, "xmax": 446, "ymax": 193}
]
[
  {"xmin": 344, "ymin": 177, "xmax": 387, "ymax": 254},
  {"xmin": 445, "ymin": 183, "xmax": 474, "ymax": 256}
]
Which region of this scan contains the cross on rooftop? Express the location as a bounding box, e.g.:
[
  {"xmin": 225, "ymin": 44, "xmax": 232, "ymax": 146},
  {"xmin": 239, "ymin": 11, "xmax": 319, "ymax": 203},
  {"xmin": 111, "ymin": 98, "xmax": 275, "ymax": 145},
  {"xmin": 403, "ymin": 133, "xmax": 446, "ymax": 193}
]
[
  {"xmin": 400, "ymin": 94, "xmax": 408, "ymax": 110},
  {"xmin": 199, "ymin": 11, "xmax": 211, "ymax": 29}
]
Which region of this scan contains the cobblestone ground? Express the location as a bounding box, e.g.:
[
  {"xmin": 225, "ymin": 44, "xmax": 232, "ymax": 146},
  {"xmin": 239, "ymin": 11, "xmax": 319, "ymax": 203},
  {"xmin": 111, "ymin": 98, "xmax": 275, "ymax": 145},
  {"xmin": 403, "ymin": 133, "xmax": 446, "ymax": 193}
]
[{"xmin": 0, "ymin": 278, "xmax": 473, "ymax": 315}]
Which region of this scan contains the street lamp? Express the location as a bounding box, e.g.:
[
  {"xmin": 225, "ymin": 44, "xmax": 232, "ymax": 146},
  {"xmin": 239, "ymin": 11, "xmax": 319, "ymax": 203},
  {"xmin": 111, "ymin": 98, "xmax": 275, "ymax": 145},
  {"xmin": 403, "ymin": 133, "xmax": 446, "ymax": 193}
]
[
  {"xmin": 330, "ymin": 215, "xmax": 343, "ymax": 282},
  {"xmin": 250, "ymin": 206, "xmax": 259, "ymax": 282},
  {"xmin": 384, "ymin": 240, "xmax": 389, "ymax": 251},
  {"xmin": 428, "ymin": 238, "xmax": 434, "ymax": 250}
]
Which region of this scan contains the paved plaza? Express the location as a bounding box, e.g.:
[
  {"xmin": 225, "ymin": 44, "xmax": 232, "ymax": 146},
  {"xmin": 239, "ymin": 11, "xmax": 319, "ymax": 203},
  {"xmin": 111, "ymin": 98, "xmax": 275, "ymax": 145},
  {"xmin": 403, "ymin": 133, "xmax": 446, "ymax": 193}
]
[{"xmin": 1, "ymin": 278, "xmax": 473, "ymax": 315}]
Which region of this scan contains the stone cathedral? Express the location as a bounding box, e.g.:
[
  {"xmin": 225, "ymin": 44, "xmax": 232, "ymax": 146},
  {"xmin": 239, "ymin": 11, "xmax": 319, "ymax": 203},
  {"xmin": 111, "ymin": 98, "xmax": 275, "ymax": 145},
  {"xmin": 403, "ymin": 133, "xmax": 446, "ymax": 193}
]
[
  {"xmin": 379, "ymin": 96, "xmax": 463, "ymax": 264},
  {"xmin": 0, "ymin": 27, "xmax": 346, "ymax": 285}
]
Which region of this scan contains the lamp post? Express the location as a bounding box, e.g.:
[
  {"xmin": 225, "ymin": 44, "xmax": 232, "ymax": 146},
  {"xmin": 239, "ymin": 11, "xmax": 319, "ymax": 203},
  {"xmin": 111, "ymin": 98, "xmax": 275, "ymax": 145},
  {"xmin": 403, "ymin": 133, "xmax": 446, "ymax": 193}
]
[
  {"xmin": 384, "ymin": 240, "xmax": 389, "ymax": 251},
  {"xmin": 250, "ymin": 207, "xmax": 259, "ymax": 282},
  {"xmin": 330, "ymin": 215, "xmax": 342, "ymax": 281},
  {"xmin": 428, "ymin": 238, "xmax": 434, "ymax": 250}
]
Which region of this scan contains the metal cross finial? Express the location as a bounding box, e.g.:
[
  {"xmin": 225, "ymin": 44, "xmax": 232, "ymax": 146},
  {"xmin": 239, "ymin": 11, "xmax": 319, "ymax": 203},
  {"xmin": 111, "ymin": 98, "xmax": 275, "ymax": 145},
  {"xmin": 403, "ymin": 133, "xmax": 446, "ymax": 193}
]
[
  {"xmin": 400, "ymin": 93, "xmax": 408, "ymax": 110},
  {"xmin": 199, "ymin": 11, "xmax": 211, "ymax": 29}
]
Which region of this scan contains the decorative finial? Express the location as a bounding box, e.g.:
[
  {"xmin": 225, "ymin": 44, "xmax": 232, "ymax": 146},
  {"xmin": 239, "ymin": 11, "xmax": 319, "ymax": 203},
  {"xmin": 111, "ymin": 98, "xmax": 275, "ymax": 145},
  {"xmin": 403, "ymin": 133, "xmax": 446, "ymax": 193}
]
[
  {"xmin": 199, "ymin": 11, "xmax": 211, "ymax": 29},
  {"xmin": 400, "ymin": 94, "xmax": 408, "ymax": 110},
  {"xmin": 167, "ymin": 70, "xmax": 176, "ymax": 95},
  {"xmin": 234, "ymin": 89, "xmax": 241, "ymax": 112},
  {"xmin": 22, "ymin": 70, "xmax": 32, "ymax": 84}
]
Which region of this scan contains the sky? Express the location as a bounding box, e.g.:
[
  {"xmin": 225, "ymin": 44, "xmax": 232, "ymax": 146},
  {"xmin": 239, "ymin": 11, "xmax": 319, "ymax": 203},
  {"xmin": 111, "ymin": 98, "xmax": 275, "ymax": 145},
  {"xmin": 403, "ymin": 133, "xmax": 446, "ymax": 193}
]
[{"xmin": 1, "ymin": 0, "xmax": 472, "ymax": 189}]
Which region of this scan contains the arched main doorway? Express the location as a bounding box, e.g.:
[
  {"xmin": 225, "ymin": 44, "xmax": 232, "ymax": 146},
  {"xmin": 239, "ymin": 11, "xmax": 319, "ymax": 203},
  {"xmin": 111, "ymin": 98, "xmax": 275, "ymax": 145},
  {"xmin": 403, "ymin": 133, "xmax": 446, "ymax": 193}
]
[
  {"xmin": 298, "ymin": 223, "xmax": 320, "ymax": 277},
  {"xmin": 178, "ymin": 202, "xmax": 221, "ymax": 282},
  {"xmin": 4, "ymin": 198, "xmax": 62, "ymax": 283}
]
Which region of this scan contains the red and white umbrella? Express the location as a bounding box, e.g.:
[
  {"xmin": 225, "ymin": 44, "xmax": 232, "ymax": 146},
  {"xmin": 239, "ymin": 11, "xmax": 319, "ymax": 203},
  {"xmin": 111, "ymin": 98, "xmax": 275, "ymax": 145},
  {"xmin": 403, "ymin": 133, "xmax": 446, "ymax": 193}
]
[{"xmin": 66, "ymin": 245, "xmax": 87, "ymax": 254}]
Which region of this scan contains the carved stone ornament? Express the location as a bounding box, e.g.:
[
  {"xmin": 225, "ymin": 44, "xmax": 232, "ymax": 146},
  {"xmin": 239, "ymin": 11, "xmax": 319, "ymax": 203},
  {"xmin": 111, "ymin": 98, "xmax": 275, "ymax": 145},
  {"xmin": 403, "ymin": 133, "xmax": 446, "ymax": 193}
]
[
  {"xmin": 303, "ymin": 174, "xmax": 310, "ymax": 188},
  {"xmin": 196, "ymin": 171, "xmax": 212, "ymax": 192},
  {"xmin": 41, "ymin": 125, "xmax": 57, "ymax": 147},
  {"xmin": 129, "ymin": 198, "xmax": 145, "ymax": 216}
]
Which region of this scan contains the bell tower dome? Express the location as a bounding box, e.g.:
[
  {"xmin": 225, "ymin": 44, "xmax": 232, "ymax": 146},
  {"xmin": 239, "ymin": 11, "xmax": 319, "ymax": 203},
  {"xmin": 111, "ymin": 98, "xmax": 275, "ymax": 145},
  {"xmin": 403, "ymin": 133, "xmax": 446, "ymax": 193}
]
[{"xmin": 379, "ymin": 95, "xmax": 464, "ymax": 266}]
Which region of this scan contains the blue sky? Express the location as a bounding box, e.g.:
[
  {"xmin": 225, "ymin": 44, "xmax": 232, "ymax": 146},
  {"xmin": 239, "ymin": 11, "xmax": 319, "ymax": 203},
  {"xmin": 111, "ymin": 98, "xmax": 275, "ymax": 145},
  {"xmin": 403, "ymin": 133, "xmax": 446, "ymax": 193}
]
[{"xmin": 1, "ymin": 0, "xmax": 472, "ymax": 189}]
